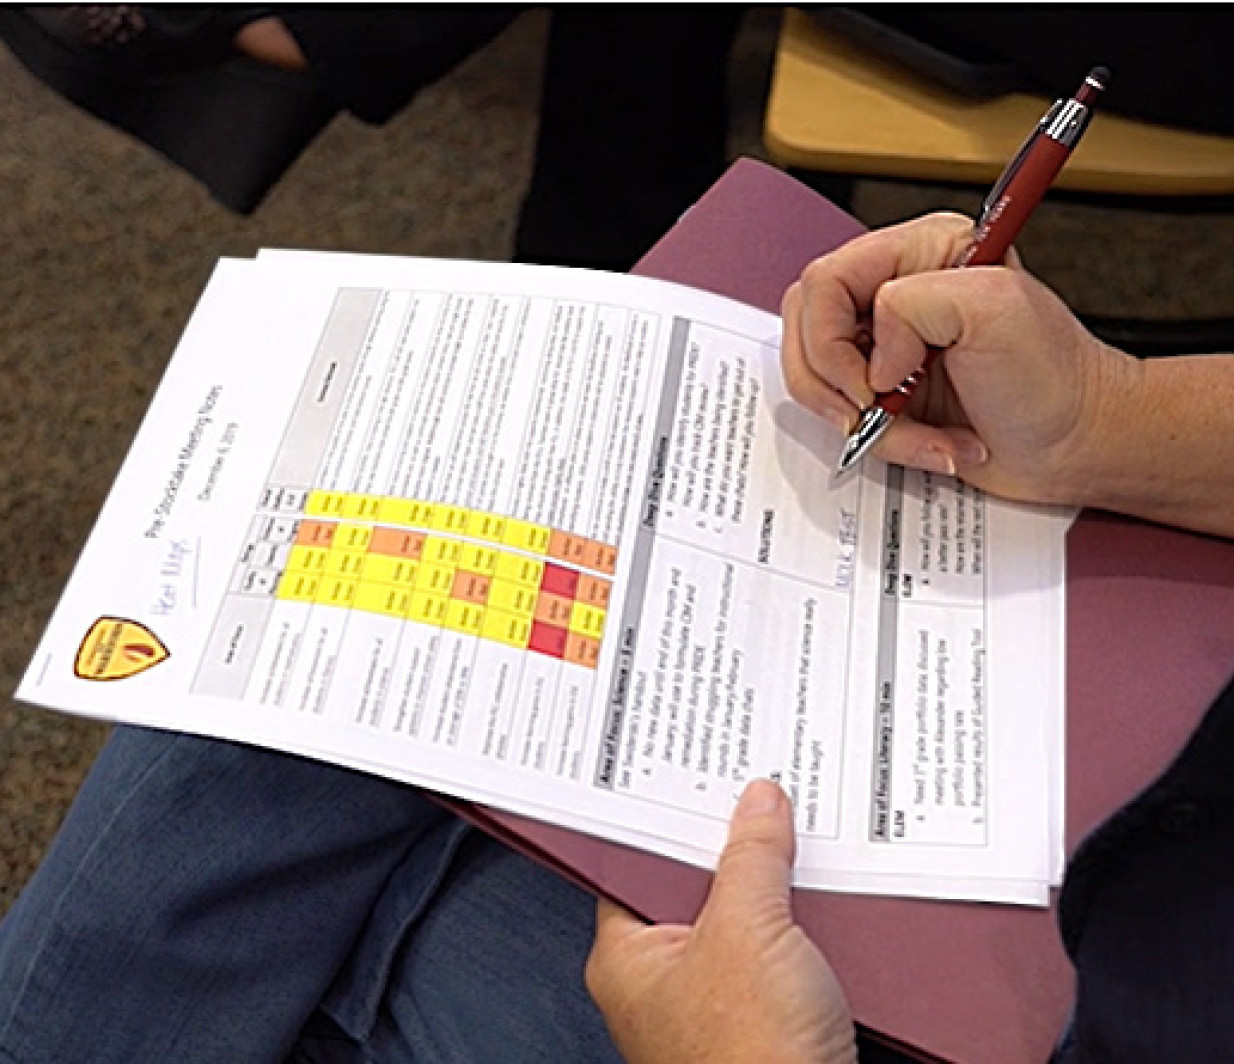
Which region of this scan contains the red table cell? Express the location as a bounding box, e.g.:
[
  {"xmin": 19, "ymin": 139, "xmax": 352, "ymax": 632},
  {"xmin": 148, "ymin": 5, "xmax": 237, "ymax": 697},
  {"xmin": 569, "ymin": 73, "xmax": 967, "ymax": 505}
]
[
  {"xmin": 528, "ymin": 621, "xmax": 568, "ymax": 659},
  {"xmin": 539, "ymin": 561, "xmax": 579, "ymax": 599}
]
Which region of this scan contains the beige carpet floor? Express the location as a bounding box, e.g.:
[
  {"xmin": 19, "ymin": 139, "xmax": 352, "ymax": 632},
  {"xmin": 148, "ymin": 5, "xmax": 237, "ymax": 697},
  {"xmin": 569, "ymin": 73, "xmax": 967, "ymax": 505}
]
[{"xmin": 3, "ymin": 8, "xmax": 1233, "ymax": 918}]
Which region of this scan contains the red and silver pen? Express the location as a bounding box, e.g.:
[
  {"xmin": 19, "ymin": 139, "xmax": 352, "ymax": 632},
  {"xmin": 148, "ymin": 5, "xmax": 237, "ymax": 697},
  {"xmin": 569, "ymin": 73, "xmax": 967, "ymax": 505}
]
[{"xmin": 834, "ymin": 65, "xmax": 1111, "ymax": 477}]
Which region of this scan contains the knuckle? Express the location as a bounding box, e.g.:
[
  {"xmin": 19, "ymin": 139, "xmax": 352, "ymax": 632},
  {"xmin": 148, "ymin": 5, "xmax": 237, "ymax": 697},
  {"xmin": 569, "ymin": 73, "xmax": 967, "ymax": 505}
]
[
  {"xmin": 583, "ymin": 945, "xmax": 609, "ymax": 1000},
  {"xmin": 799, "ymin": 255, "xmax": 835, "ymax": 292},
  {"xmin": 780, "ymin": 279, "xmax": 800, "ymax": 315},
  {"xmin": 932, "ymin": 209, "xmax": 976, "ymax": 230}
]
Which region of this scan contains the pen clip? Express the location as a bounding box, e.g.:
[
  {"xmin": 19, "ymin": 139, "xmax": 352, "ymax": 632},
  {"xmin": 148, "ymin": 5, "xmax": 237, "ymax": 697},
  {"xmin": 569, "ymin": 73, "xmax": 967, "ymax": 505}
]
[{"xmin": 976, "ymin": 99, "xmax": 1062, "ymax": 226}]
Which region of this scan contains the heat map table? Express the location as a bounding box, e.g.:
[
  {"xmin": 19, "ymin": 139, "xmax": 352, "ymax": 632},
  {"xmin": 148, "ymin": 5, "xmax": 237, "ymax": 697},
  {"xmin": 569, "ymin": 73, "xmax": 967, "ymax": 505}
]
[
  {"xmin": 278, "ymin": 492, "xmax": 613, "ymax": 667},
  {"xmin": 191, "ymin": 283, "xmax": 647, "ymax": 780}
]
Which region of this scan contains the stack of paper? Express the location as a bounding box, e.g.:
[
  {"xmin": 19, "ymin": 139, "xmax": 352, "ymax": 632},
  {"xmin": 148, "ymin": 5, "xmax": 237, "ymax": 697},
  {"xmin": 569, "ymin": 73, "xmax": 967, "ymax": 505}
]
[{"xmin": 19, "ymin": 252, "xmax": 1068, "ymax": 904}]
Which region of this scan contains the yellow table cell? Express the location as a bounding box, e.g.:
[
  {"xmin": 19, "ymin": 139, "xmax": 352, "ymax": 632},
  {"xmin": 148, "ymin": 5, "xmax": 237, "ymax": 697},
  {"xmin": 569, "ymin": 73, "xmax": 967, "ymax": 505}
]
[
  {"xmin": 379, "ymin": 497, "xmax": 415, "ymax": 527},
  {"xmin": 431, "ymin": 505, "xmax": 471, "ymax": 535},
  {"xmin": 482, "ymin": 608, "xmax": 532, "ymax": 649},
  {"xmin": 362, "ymin": 554, "xmax": 419, "ymax": 586},
  {"xmin": 334, "ymin": 522, "xmax": 374, "ymax": 552},
  {"xmin": 422, "ymin": 535, "xmax": 461, "ymax": 565},
  {"xmin": 493, "ymin": 552, "xmax": 544, "ymax": 587},
  {"xmin": 305, "ymin": 490, "xmax": 347, "ymax": 518},
  {"xmin": 444, "ymin": 598, "xmax": 485, "ymax": 635},
  {"xmin": 326, "ymin": 550, "xmax": 368, "ymax": 577},
  {"xmin": 354, "ymin": 583, "xmax": 411, "ymax": 618},
  {"xmin": 287, "ymin": 545, "xmax": 330, "ymax": 573},
  {"xmin": 342, "ymin": 494, "xmax": 383, "ymax": 519},
  {"xmin": 569, "ymin": 602, "xmax": 607, "ymax": 638},
  {"xmin": 409, "ymin": 590, "xmax": 449, "ymax": 625},
  {"xmin": 316, "ymin": 577, "xmax": 357, "ymax": 608},
  {"xmin": 502, "ymin": 518, "xmax": 552, "ymax": 554},
  {"xmin": 487, "ymin": 578, "xmax": 538, "ymax": 615},
  {"xmin": 405, "ymin": 499, "xmax": 437, "ymax": 527},
  {"xmin": 415, "ymin": 561, "xmax": 457, "ymax": 594},
  {"xmin": 471, "ymin": 512, "xmax": 507, "ymax": 543},
  {"xmin": 459, "ymin": 543, "xmax": 498, "ymax": 575},
  {"xmin": 277, "ymin": 571, "xmax": 320, "ymax": 602}
]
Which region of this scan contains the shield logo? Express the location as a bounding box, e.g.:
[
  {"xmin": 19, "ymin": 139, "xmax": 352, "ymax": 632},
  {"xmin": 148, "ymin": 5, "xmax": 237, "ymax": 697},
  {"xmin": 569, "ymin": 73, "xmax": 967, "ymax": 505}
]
[{"xmin": 74, "ymin": 617, "xmax": 170, "ymax": 681}]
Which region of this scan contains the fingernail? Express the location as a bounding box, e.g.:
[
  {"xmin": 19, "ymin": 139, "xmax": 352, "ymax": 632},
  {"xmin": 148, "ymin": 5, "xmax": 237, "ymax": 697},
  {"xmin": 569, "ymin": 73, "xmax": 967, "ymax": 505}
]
[
  {"xmin": 955, "ymin": 438, "xmax": 990, "ymax": 466},
  {"xmin": 736, "ymin": 779, "xmax": 785, "ymax": 818},
  {"xmin": 821, "ymin": 407, "xmax": 851, "ymax": 436},
  {"xmin": 917, "ymin": 448, "xmax": 957, "ymax": 477}
]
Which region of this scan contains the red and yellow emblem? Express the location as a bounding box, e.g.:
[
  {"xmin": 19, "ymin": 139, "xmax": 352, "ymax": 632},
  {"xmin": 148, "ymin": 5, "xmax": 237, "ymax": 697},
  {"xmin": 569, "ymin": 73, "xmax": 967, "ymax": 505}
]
[{"xmin": 74, "ymin": 617, "xmax": 169, "ymax": 681}]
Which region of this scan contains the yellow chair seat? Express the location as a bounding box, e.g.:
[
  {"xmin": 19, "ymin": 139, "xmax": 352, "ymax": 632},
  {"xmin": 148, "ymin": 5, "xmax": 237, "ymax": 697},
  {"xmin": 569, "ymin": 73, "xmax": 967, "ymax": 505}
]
[{"xmin": 764, "ymin": 8, "xmax": 1234, "ymax": 197}]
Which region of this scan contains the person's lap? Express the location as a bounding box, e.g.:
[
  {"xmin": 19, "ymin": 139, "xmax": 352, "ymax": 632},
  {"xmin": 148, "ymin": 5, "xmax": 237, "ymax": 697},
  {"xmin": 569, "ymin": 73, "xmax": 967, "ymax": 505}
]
[
  {"xmin": 0, "ymin": 726, "xmax": 619, "ymax": 1063},
  {"xmin": 0, "ymin": 726, "xmax": 925, "ymax": 1063}
]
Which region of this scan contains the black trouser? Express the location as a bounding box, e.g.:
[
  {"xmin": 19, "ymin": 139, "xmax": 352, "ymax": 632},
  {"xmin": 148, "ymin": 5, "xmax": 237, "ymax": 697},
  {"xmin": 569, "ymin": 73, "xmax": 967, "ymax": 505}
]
[{"xmin": 285, "ymin": 7, "xmax": 746, "ymax": 271}]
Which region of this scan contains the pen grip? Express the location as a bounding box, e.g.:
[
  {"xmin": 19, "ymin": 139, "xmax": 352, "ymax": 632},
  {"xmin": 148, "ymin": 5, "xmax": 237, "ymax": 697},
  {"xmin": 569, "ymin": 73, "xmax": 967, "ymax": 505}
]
[
  {"xmin": 873, "ymin": 135, "xmax": 1070, "ymax": 415},
  {"xmin": 961, "ymin": 137, "xmax": 1070, "ymax": 268}
]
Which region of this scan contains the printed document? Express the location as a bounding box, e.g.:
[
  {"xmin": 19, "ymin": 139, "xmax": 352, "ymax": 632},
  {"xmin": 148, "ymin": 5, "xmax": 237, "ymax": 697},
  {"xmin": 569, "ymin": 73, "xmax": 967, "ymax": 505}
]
[{"xmin": 19, "ymin": 253, "xmax": 1067, "ymax": 904}]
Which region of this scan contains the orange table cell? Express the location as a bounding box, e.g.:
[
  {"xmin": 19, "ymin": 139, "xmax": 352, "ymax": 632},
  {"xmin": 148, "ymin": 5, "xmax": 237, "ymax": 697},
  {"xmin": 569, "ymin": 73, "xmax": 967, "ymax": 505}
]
[
  {"xmin": 534, "ymin": 591, "xmax": 575, "ymax": 627},
  {"xmin": 548, "ymin": 531, "xmax": 590, "ymax": 567},
  {"xmin": 583, "ymin": 539, "xmax": 618, "ymax": 575},
  {"xmin": 548, "ymin": 529, "xmax": 572, "ymax": 561},
  {"xmin": 576, "ymin": 573, "xmax": 611, "ymax": 608},
  {"xmin": 564, "ymin": 632, "xmax": 601, "ymax": 669},
  {"xmin": 451, "ymin": 570, "xmax": 492, "ymax": 605},
  {"xmin": 294, "ymin": 520, "xmax": 336, "ymax": 548},
  {"xmin": 369, "ymin": 526, "xmax": 427, "ymax": 559}
]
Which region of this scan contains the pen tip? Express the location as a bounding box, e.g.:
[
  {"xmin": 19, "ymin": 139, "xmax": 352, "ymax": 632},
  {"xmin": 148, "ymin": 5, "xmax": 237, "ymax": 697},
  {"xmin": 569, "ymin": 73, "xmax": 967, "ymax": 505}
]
[{"xmin": 1089, "ymin": 65, "xmax": 1112, "ymax": 89}]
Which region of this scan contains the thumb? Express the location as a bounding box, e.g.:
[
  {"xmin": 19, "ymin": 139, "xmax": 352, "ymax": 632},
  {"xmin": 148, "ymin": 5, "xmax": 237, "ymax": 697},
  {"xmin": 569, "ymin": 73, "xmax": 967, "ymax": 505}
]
[{"xmin": 704, "ymin": 779, "xmax": 796, "ymax": 919}]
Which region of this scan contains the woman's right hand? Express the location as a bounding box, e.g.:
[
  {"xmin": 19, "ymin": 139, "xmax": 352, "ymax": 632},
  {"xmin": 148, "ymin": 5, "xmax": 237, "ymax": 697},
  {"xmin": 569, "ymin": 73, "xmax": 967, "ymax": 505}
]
[{"xmin": 779, "ymin": 212, "xmax": 1140, "ymax": 508}]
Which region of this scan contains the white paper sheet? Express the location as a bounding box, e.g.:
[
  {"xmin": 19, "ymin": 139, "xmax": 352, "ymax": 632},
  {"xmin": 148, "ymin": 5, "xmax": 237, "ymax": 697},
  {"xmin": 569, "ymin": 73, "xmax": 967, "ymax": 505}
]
[{"xmin": 18, "ymin": 253, "xmax": 1066, "ymax": 904}]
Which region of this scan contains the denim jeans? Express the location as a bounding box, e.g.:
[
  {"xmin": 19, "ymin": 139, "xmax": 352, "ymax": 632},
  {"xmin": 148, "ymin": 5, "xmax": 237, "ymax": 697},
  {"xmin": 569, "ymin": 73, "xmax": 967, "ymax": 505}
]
[
  {"xmin": 0, "ymin": 727, "xmax": 622, "ymax": 1063},
  {"xmin": 0, "ymin": 727, "xmax": 923, "ymax": 1064}
]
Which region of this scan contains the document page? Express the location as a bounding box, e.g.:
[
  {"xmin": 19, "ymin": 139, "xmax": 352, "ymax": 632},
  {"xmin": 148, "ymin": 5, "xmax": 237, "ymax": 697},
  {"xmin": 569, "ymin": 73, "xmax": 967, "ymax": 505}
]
[{"xmin": 19, "ymin": 254, "xmax": 1065, "ymax": 904}]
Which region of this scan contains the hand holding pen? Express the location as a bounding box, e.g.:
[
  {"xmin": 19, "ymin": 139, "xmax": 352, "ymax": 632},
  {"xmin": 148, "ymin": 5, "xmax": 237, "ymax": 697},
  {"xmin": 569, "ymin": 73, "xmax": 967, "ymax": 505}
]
[
  {"xmin": 778, "ymin": 67, "xmax": 1134, "ymax": 503},
  {"xmin": 832, "ymin": 67, "xmax": 1110, "ymax": 476}
]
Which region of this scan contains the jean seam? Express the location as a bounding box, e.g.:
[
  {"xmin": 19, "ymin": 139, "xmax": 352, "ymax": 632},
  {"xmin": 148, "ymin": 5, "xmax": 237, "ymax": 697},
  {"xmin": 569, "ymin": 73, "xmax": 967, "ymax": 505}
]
[
  {"xmin": 320, "ymin": 818, "xmax": 473, "ymax": 1043},
  {"xmin": 0, "ymin": 728, "xmax": 185, "ymax": 1047}
]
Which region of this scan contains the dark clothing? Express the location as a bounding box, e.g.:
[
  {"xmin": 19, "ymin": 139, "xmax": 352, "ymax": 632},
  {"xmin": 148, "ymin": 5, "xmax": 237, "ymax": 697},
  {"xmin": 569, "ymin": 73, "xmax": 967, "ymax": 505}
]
[
  {"xmin": 818, "ymin": 7, "xmax": 1234, "ymax": 136},
  {"xmin": 283, "ymin": 6, "xmax": 745, "ymax": 271},
  {"xmin": 279, "ymin": 6, "xmax": 522, "ymax": 125},
  {"xmin": 512, "ymin": 7, "xmax": 743, "ymax": 270},
  {"xmin": 1052, "ymin": 673, "xmax": 1234, "ymax": 1063}
]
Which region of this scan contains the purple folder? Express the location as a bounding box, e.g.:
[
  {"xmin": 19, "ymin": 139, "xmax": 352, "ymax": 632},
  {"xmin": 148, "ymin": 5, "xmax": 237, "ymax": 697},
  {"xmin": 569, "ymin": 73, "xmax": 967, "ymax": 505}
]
[{"xmin": 450, "ymin": 158, "xmax": 1234, "ymax": 1063}]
